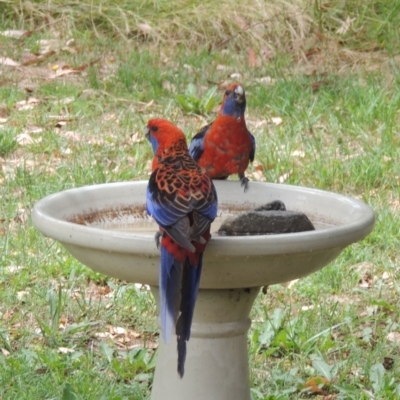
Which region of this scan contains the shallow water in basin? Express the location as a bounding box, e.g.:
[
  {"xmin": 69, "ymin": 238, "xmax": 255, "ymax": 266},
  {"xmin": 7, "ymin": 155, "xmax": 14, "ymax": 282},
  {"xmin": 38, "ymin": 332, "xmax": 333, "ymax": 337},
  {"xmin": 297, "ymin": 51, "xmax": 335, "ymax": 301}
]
[{"xmin": 86, "ymin": 209, "xmax": 335, "ymax": 235}]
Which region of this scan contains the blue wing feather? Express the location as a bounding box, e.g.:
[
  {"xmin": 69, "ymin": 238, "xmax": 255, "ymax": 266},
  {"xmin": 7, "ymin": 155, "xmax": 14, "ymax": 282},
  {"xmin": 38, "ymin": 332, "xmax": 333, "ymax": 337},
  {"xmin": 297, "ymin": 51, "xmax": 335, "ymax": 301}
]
[
  {"xmin": 146, "ymin": 194, "xmax": 186, "ymax": 227},
  {"xmin": 189, "ymin": 123, "xmax": 211, "ymax": 161}
]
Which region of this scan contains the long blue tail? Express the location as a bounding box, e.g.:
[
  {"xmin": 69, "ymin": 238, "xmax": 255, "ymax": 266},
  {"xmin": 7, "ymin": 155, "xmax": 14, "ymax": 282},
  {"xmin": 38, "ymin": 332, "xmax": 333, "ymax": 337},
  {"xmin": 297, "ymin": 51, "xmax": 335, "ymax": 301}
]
[
  {"xmin": 175, "ymin": 254, "xmax": 203, "ymax": 377},
  {"xmin": 160, "ymin": 246, "xmax": 183, "ymax": 344}
]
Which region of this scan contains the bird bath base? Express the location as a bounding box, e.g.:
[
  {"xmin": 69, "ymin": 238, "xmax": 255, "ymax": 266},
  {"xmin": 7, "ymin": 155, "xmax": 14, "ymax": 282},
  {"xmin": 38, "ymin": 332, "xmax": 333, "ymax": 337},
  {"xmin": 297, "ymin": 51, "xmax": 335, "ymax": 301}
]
[
  {"xmin": 151, "ymin": 286, "xmax": 259, "ymax": 400},
  {"xmin": 32, "ymin": 181, "xmax": 375, "ymax": 400}
]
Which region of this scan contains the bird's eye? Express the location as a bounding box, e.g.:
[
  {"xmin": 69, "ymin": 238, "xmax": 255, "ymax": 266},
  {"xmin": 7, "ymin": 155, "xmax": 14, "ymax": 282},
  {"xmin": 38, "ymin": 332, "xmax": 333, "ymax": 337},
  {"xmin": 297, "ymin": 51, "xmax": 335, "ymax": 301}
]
[
  {"xmin": 225, "ymin": 90, "xmax": 232, "ymax": 96},
  {"xmin": 151, "ymin": 126, "xmax": 158, "ymax": 132}
]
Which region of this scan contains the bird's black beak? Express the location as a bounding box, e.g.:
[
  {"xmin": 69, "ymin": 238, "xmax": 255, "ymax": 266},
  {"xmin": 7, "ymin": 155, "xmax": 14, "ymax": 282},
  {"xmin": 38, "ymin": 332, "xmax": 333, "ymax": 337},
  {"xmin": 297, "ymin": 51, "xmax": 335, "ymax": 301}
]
[{"xmin": 144, "ymin": 125, "xmax": 150, "ymax": 140}]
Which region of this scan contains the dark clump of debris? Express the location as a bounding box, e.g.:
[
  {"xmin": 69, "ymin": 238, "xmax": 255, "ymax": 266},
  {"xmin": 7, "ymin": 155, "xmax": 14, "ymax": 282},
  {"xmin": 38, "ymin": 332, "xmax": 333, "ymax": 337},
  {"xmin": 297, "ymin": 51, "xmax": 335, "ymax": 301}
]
[{"xmin": 218, "ymin": 200, "xmax": 315, "ymax": 236}]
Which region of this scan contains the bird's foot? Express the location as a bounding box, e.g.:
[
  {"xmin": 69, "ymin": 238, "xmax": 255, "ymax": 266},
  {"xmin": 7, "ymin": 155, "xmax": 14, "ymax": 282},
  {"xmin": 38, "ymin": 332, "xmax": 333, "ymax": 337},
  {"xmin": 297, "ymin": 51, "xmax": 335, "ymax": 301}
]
[
  {"xmin": 240, "ymin": 175, "xmax": 249, "ymax": 192},
  {"xmin": 154, "ymin": 231, "xmax": 162, "ymax": 249}
]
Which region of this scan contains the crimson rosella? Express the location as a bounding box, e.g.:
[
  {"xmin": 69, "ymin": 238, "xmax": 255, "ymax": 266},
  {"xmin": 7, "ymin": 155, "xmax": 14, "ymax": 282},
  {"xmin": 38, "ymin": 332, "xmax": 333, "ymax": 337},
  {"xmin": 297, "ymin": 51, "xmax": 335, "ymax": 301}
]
[
  {"xmin": 189, "ymin": 83, "xmax": 256, "ymax": 190},
  {"xmin": 145, "ymin": 118, "xmax": 218, "ymax": 378}
]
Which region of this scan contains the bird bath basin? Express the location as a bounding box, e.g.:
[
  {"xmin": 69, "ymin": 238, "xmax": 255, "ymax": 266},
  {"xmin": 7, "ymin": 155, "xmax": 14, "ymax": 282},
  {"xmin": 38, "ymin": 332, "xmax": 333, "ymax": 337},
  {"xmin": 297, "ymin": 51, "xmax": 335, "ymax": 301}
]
[{"xmin": 32, "ymin": 181, "xmax": 375, "ymax": 400}]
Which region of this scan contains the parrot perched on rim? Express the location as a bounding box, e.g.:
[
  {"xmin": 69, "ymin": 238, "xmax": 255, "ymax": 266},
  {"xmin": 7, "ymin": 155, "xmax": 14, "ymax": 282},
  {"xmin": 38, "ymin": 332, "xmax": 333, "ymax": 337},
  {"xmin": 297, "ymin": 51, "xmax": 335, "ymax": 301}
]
[
  {"xmin": 145, "ymin": 118, "xmax": 218, "ymax": 378},
  {"xmin": 189, "ymin": 83, "xmax": 256, "ymax": 190}
]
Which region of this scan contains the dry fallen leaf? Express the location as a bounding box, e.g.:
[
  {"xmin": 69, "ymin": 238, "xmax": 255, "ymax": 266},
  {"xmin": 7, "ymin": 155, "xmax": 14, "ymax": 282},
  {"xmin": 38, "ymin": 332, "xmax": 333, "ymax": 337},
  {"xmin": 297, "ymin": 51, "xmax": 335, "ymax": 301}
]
[
  {"xmin": 94, "ymin": 332, "xmax": 112, "ymax": 339},
  {"xmin": 216, "ymin": 64, "xmax": 229, "ymax": 71},
  {"xmin": 249, "ymin": 169, "xmax": 266, "ymax": 182},
  {"xmin": 15, "ymin": 97, "xmax": 40, "ymax": 111},
  {"xmin": 0, "ymin": 57, "xmax": 20, "ymax": 67},
  {"xmin": 1, "ymin": 348, "xmax": 10, "ymax": 357},
  {"xmin": 137, "ymin": 23, "xmax": 152, "ymax": 34},
  {"xmin": 68, "ymin": 281, "xmax": 114, "ymax": 302},
  {"xmin": 5, "ymin": 265, "xmax": 24, "ymax": 274},
  {"xmin": 139, "ymin": 99, "xmax": 155, "ymax": 113},
  {"xmin": 65, "ymin": 38, "xmax": 75, "ymax": 47},
  {"xmin": 103, "ymin": 113, "xmax": 117, "ymax": 122},
  {"xmin": 162, "ymin": 80, "xmax": 176, "ymax": 93},
  {"xmin": 352, "ymin": 261, "xmax": 374, "ymax": 273},
  {"xmin": 382, "ymin": 271, "xmax": 390, "ymax": 280},
  {"xmin": 336, "ymin": 16, "xmax": 356, "ymax": 35},
  {"xmin": 2, "ymin": 311, "xmax": 14, "ymax": 321},
  {"xmin": 94, "ymin": 324, "xmax": 157, "ymax": 350},
  {"xmin": 16, "ymin": 132, "xmax": 42, "ymax": 146},
  {"xmin": 38, "ymin": 39, "xmax": 61, "ymax": 49},
  {"xmin": 1, "ymin": 29, "xmax": 29, "ymax": 39},
  {"xmin": 16, "ymin": 207, "xmax": 29, "ymax": 224},
  {"xmin": 270, "ymin": 117, "xmax": 283, "ymax": 126},
  {"xmin": 53, "ymin": 68, "xmax": 81, "ymax": 78},
  {"xmin": 111, "ymin": 326, "xmax": 127, "ymax": 335},
  {"xmin": 0, "ymin": 104, "xmax": 9, "ymax": 118},
  {"xmin": 278, "ymin": 170, "xmax": 292, "ymax": 183},
  {"xmin": 58, "ymin": 347, "xmax": 75, "ymax": 354},
  {"xmin": 134, "ymin": 283, "xmax": 150, "ymax": 291},
  {"xmin": 74, "ymin": 57, "xmax": 101, "ymax": 72},
  {"xmin": 303, "ymin": 376, "xmax": 330, "ymax": 394},
  {"xmin": 34, "ymin": 367, "xmax": 49, "ymax": 375},
  {"xmin": 248, "ymin": 48, "xmax": 256, "ymax": 68},
  {"xmin": 49, "ymin": 115, "xmax": 76, "ymax": 123},
  {"xmin": 291, "ymin": 150, "xmax": 305, "ymax": 157},
  {"xmin": 26, "ymin": 126, "xmax": 43, "ymax": 134},
  {"xmin": 321, "ymin": 395, "xmax": 337, "ymax": 400},
  {"xmin": 234, "ymin": 15, "xmax": 247, "ymax": 30},
  {"xmin": 63, "ymin": 131, "xmax": 81, "ymax": 141},
  {"xmin": 50, "ymin": 59, "xmax": 101, "ymax": 78},
  {"xmin": 230, "ymin": 72, "xmax": 242, "ymax": 80},
  {"xmin": 17, "ymin": 290, "xmax": 30, "ymax": 301},
  {"xmin": 16, "ymin": 133, "xmax": 35, "ymax": 145},
  {"xmin": 256, "ymin": 76, "xmax": 276, "ymax": 86},
  {"xmin": 183, "ymin": 64, "xmax": 194, "ymax": 72},
  {"xmin": 130, "ymin": 131, "xmax": 144, "ymax": 144},
  {"xmin": 217, "ymin": 80, "xmax": 231, "ymax": 90},
  {"xmin": 286, "ymin": 279, "xmax": 299, "ymax": 289},
  {"xmin": 21, "ymin": 52, "xmax": 38, "ymax": 65},
  {"xmin": 21, "ymin": 49, "xmax": 56, "ymax": 66},
  {"xmin": 260, "ymin": 47, "xmax": 275, "ymax": 61},
  {"xmin": 58, "ymin": 97, "xmax": 75, "ymax": 105},
  {"xmin": 55, "ymin": 120, "xmax": 67, "ymax": 128},
  {"xmin": 253, "ymin": 160, "xmax": 264, "ymax": 171},
  {"xmin": 358, "ymin": 272, "xmax": 373, "ymax": 289},
  {"xmin": 387, "ymin": 332, "xmax": 400, "ymax": 343}
]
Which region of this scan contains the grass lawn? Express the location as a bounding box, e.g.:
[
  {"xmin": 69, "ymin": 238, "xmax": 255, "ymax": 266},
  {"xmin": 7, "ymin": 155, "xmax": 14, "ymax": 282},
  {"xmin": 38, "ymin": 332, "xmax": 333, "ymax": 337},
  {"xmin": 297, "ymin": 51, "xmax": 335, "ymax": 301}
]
[{"xmin": 0, "ymin": 1, "xmax": 399, "ymax": 399}]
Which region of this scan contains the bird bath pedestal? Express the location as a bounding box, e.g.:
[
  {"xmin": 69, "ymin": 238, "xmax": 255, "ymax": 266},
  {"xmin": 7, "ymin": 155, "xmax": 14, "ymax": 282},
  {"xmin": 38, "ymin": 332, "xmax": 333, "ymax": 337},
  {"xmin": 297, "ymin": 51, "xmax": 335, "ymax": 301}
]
[{"xmin": 32, "ymin": 181, "xmax": 375, "ymax": 400}]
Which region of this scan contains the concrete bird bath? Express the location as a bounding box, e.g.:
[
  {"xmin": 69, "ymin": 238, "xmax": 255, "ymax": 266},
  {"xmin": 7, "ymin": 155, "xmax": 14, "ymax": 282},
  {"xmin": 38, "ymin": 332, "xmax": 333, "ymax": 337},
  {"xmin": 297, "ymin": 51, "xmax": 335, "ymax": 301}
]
[{"xmin": 32, "ymin": 181, "xmax": 374, "ymax": 400}]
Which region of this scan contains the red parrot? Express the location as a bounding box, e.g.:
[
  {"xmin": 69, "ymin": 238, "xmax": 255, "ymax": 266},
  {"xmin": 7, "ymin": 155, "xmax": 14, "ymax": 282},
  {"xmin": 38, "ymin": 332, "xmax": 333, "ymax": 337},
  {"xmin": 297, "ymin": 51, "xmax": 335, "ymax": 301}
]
[
  {"xmin": 189, "ymin": 83, "xmax": 256, "ymax": 190},
  {"xmin": 145, "ymin": 118, "xmax": 218, "ymax": 378}
]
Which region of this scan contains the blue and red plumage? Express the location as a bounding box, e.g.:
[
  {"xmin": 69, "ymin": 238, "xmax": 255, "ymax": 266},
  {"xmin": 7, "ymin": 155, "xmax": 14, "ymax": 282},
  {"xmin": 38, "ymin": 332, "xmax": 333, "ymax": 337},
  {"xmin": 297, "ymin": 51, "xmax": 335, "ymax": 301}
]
[
  {"xmin": 189, "ymin": 83, "xmax": 256, "ymax": 190},
  {"xmin": 146, "ymin": 118, "xmax": 218, "ymax": 377}
]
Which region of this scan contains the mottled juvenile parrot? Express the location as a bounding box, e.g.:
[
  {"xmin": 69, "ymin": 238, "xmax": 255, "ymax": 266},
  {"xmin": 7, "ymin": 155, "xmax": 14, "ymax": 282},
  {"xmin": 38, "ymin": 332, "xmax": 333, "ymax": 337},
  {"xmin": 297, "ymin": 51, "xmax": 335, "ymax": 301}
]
[
  {"xmin": 189, "ymin": 83, "xmax": 255, "ymax": 190},
  {"xmin": 146, "ymin": 118, "xmax": 218, "ymax": 377}
]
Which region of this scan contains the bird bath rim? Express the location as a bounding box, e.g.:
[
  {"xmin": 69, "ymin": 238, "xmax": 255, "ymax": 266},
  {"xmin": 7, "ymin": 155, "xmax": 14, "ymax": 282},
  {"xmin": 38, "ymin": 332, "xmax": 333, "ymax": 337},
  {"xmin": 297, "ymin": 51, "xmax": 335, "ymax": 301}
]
[{"xmin": 32, "ymin": 180, "xmax": 375, "ymax": 257}]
